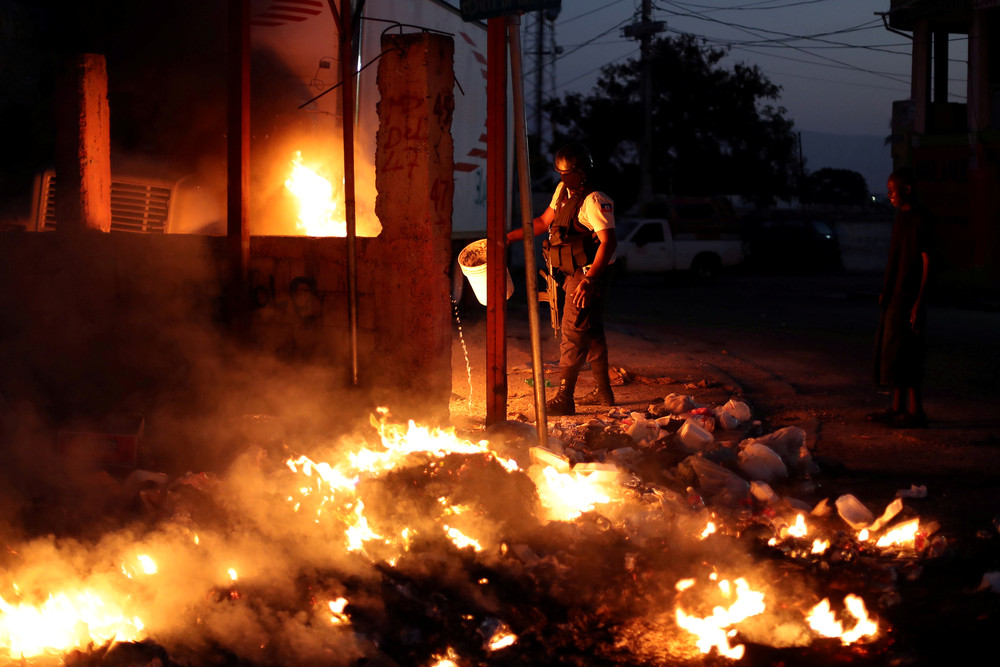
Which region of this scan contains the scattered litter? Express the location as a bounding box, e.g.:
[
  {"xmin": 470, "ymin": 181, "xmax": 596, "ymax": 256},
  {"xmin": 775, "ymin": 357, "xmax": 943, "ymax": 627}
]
[
  {"xmin": 677, "ymin": 419, "xmax": 713, "ymax": 452},
  {"xmin": 737, "ymin": 442, "xmax": 788, "ymax": 482},
  {"xmin": 573, "ymin": 461, "xmax": 621, "ymax": 483},
  {"xmin": 744, "ymin": 426, "xmax": 815, "ymax": 474},
  {"xmin": 714, "ymin": 407, "xmax": 740, "ymax": 430},
  {"xmin": 811, "ymin": 497, "xmax": 833, "ymax": 517},
  {"xmin": 609, "ymin": 366, "xmax": 631, "ymax": 386},
  {"xmin": 836, "ymin": 494, "xmax": 875, "ymax": 530},
  {"xmin": 896, "ymin": 484, "xmax": 927, "ymax": 499},
  {"xmin": 750, "ymin": 481, "xmax": 778, "ymax": 504},
  {"xmin": 978, "ymin": 572, "xmax": 1000, "ymax": 593},
  {"xmin": 868, "ymin": 497, "xmax": 904, "ymax": 533},
  {"xmin": 688, "ymin": 456, "xmax": 750, "ymax": 505},
  {"xmin": 530, "ymin": 446, "xmax": 570, "ymax": 473},
  {"xmin": 626, "ymin": 417, "xmax": 660, "ymax": 444},
  {"xmin": 662, "ymin": 393, "xmax": 697, "ymax": 414},
  {"xmin": 722, "ymin": 399, "xmax": 752, "ymax": 423}
]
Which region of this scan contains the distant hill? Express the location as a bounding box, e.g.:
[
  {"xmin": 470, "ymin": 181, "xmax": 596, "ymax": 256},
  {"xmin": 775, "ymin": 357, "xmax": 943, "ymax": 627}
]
[{"xmin": 799, "ymin": 131, "xmax": 893, "ymax": 197}]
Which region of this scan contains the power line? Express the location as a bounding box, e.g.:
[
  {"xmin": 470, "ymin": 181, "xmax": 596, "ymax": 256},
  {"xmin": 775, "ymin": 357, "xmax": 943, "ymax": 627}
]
[
  {"xmin": 668, "ymin": 0, "xmax": 831, "ymax": 13},
  {"xmin": 654, "ymin": 1, "xmax": 911, "ymax": 85},
  {"xmin": 561, "ymin": 0, "xmax": 633, "ymax": 26}
]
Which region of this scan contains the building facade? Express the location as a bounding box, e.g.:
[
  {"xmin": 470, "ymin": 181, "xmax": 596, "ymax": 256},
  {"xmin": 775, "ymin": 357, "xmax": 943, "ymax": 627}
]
[{"xmin": 889, "ymin": 0, "xmax": 1000, "ymax": 286}]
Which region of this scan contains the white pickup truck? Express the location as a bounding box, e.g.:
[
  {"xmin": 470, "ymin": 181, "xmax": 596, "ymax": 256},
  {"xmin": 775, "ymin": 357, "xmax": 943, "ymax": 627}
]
[
  {"xmin": 615, "ymin": 198, "xmax": 746, "ymax": 281},
  {"xmin": 616, "ymin": 215, "xmax": 746, "ymax": 280}
]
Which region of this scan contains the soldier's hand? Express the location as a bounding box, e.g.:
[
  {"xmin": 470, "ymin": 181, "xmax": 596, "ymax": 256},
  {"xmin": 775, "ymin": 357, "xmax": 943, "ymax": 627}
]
[{"xmin": 572, "ymin": 278, "xmax": 592, "ymax": 308}]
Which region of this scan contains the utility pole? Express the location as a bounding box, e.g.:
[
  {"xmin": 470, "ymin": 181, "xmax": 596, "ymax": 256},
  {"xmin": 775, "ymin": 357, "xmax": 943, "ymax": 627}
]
[
  {"xmin": 524, "ymin": 8, "xmax": 561, "ymax": 156},
  {"xmin": 624, "ymin": 0, "xmax": 665, "ymax": 206}
]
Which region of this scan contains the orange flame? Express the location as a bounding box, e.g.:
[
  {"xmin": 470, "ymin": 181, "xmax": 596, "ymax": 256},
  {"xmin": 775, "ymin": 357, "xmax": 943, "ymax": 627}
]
[
  {"xmin": 674, "ymin": 577, "xmax": 766, "ymax": 659},
  {"xmin": 806, "ymin": 595, "xmax": 878, "ymax": 644},
  {"xmin": 285, "ymin": 151, "xmax": 345, "ymax": 237},
  {"xmin": 531, "ymin": 466, "xmax": 616, "ymax": 522},
  {"xmin": 0, "ymin": 590, "xmax": 145, "ymax": 658},
  {"xmin": 875, "ymin": 518, "xmax": 920, "ymax": 548}
]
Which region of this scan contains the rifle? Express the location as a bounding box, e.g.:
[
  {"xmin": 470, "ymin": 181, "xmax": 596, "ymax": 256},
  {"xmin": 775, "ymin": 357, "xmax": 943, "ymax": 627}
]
[{"xmin": 539, "ymin": 259, "xmax": 560, "ymax": 336}]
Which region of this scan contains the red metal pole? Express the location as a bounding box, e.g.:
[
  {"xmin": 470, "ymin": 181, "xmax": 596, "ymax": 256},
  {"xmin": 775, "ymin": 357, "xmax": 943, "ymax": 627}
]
[
  {"xmin": 486, "ymin": 17, "xmax": 508, "ymax": 426},
  {"xmin": 337, "ymin": 0, "xmax": 360, "ymax": 386},
  {"xmin": 227, "ymin": 0, "xmax": 250, "ymax": 329}
]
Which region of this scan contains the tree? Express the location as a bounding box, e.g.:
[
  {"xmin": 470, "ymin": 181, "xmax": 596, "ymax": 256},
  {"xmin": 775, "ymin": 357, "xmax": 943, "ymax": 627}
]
[
  {"xmin": 546, "ymin": 35, "xmax": 799, "ymax": 209},
  {"xmin": 801, "ymin": 167, "xmax": 870, "ymax": 206}
]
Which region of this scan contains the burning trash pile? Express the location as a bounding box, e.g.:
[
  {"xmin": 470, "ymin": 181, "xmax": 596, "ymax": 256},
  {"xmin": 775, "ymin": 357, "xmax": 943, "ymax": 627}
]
[{"xmin": 0, "ymin": 396, "xmax": 953, "ymax": 666}]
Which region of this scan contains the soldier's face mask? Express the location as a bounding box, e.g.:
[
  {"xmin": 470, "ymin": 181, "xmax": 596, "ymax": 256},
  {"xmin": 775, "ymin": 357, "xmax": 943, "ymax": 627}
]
[{"xmin": 559, "ymin": 168, "xmax": 585, "ymax": 191}]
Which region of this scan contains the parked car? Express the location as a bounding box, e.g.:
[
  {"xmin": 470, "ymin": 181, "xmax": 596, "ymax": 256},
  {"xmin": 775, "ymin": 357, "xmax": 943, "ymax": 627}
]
[
  {"xmin": 742, "ymin": 216, "xmax": 842, "ymax": 272},
  {"xmin": 615, "ymin": 216, "xmax": 745, "ymax": 282}
]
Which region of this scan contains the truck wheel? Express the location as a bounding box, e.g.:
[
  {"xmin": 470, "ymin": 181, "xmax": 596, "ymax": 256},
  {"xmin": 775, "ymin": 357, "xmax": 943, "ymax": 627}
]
[{"xmin": 692, "ymin": 254, "xmax": 721, "ymax": 283}]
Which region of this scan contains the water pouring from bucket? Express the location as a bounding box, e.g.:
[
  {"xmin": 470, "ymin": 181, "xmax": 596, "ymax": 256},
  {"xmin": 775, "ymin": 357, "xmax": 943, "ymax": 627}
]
[{"xmin": 458, "ymin": 240, "xmax": 514, "ymax": 306}]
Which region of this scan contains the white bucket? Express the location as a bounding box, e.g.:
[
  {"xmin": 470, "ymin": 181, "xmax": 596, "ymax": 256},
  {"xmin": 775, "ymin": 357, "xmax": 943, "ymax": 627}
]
[{"xmin": 458, "ymin": 239, "xmax": 514, "ymax": 306}]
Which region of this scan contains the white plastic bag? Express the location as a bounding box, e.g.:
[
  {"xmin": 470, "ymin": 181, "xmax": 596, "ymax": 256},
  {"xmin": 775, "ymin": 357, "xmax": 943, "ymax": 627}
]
[{"xmin": 737, "ymin": 442, "xmax": 788, "ymax": 482}]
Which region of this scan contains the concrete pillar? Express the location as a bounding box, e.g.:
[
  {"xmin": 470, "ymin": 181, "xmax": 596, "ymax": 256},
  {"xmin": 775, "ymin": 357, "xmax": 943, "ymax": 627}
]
[
  {"xmin": 55, "ymin": 53, "xmax": 111, "ymax": 234},
  {"xmin": 373, "ymin": 32, "xmax": 455, "ymax": 418},
  {"xmin": 968, "ymin": 11, "xmax": 990, "ymax": 132},
  {"xmin": 911, "ymin": 21, "xmax": 931, "ymax": 134},
  {"xmin": 933, "ymin": 30, "xmax": 949, "ymax": 105}
]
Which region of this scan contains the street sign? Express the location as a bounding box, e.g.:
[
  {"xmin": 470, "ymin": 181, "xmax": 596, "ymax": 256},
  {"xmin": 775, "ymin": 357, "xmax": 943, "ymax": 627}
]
[{"xmin": 460, "ymin": 0, "xmax": 561, "ymax": 22}]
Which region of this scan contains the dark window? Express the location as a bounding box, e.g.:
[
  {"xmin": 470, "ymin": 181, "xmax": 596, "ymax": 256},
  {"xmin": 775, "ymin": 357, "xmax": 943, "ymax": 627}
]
[{"xmin": 632, "ymin": 222, "xmax": 664, "ymax": 245}]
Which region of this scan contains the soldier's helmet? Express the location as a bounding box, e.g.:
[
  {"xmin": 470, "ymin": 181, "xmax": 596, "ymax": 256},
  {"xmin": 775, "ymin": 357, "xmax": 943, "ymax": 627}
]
[{"xmin": 554, "ymin": 142, "xmax": 594, "ymax": 174}]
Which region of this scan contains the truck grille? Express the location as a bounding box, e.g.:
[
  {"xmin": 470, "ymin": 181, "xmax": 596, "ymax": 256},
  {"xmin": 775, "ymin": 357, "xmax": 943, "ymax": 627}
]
[{"xmin": 38, "ymin": 171, "xmax": 172, "ymax": 234}]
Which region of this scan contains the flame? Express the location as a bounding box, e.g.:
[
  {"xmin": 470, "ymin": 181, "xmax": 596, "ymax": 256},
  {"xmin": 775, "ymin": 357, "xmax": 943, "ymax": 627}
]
[
  {"xmin": 875, "ymin": 518, "xmax": 920, "ymax": 548},
  {"xmin": 443, "ymin": 525, "xmax": 483, "ymax": 552},
  {"xmin": 137, "ymin": 554, "xmax": 157, "ymax": 575},
  {"xmin": 674, "ymin": 577, "xmax": 765, "ymax": 660},
  {"xmin": 430, "ymin": 647, "xmax": 461, "ymax": 666},
  {"xmin": 699, "ymin": 521, "xmax": 717, "ymax": 540},
  {"xmin": 531, "ymin": 466, "xmax": 616, "ymax": 522},
  {"xmin": 327, "ymin": 598, "xmax": 350, "ymax": 624},
  {"xmin": 806, "ymin": 595, "xmax": 879, "ymax": 644},
  {"xmin": 285, "ymin": 150, "xmax": 345, "ymax": 237},
  {"xmin": 282, "ymin": 414, "xmax": 518, "ymax": 560},
  {"xmin": 0, "ymin": 411, "xmax": 898, "ymax": 663},
  {"xmin": 344, "ymin": 500, "xmax": 384, "ymax": 553},
  {"xmin": 487, "ymin": 623, "xmax": 517, "ymax": 650},
  {"xmin": 0, "ymin": 591, "xmax": 145, "ymax": 658},
  {"xmin": 787, "ymin": 514, "xmax": 808, "ymax": 538}
]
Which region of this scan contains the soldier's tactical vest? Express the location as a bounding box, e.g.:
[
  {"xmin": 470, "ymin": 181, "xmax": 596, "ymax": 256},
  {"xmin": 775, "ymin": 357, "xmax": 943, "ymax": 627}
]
[{"xmin": 544, "ymin": 187, "xmax": 600, "ymax": 275}]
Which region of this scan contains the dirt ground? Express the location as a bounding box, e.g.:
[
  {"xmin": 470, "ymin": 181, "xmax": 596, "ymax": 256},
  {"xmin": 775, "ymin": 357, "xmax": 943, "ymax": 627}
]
[
  {"xmin": 451, "ymin": 275, "xmax": 1000, "ymax": 535},
  {"xmin": 450, "ymin": 283, "xmax": 1000, "ymax": 538},
  {"xmin": 448, "ymin": 298, "xmax": 1000, "ymax": 662}
]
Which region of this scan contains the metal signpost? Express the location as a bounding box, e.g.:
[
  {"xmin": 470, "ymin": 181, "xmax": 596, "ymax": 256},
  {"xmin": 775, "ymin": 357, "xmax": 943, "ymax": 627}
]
[
  {"xmin": 463, "ymin": 1, "xmax": 559, "ymax": 445},
  {"xmin": 460, "ymin": 0, "xmax": 561, "ymax": 21}
]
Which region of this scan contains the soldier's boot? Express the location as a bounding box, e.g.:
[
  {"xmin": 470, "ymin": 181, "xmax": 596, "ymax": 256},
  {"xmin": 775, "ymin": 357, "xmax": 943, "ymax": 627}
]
[
  {"xmin": 578, "ymin": 361, "xmax": 615, "ymax": 406},
  {"xmin": 546, "ymin": 379, "xmax": 576, "ymax": 416},
  {"xmin": 577, "ymin": 384, "xmax": 615, "ymax": 406}
]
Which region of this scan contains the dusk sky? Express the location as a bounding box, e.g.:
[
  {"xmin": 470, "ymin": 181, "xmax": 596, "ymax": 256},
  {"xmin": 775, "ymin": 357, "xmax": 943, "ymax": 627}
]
[{"xmin": 506, "ymin": 0, "xmax": 964, "ymax": 138}]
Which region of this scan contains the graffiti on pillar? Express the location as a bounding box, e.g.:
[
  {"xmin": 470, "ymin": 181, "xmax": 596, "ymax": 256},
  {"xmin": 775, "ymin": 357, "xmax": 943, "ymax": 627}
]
[
  {"xmin": 249, "ymin": 266, "xmax": 325, "ymax": 324},
  {"xmin": 382, "ymin": 94, "xmax": 428, "ymax": 180},
  {"xmin": 429, "ymin": 175, "xmax": 454, "ymax": 219}
]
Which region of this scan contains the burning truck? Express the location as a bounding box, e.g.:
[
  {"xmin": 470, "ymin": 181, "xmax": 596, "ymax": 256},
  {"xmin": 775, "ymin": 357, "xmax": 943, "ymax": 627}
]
[{"xmin": 0, "ymin": 391, "xmax": 954, "ymax": 666}]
